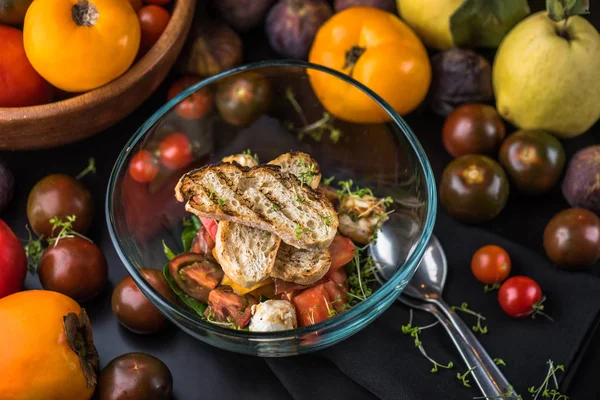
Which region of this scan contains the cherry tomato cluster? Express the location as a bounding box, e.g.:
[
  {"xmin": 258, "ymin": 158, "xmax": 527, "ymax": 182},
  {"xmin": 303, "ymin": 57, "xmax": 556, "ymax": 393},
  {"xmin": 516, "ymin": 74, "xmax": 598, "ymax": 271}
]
[
  {"xmin": 132, "ymin": 0, "xmax": 172, "ymax": 57},
  {"xmin": 128, "ymin": 132, "xmax": 194, "ymax": 183},
  {"xmin": 471, "ymin": 244, "xmax": 550, "ymax": 320}
]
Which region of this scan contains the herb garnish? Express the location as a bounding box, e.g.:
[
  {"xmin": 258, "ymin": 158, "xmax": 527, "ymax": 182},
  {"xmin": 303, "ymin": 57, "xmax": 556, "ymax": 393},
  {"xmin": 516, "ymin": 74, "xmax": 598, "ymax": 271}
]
[
  {"xmin": 457, "ymin": 366, "xmax": 477, "ymax": 388},
  {"xmin": 76, "ymin": 157, "xmax": 96, "ymax": 180},
  {"xmin": 294, "ymin": 224, "xmax": 312, "ymax": 239},
  {"xmin": 181, "ymin": 215, "xmax": 201, "ymax": 252},
  {"xmin": 451, "ymin": 302, "xmax": 488, "ymax": 334},
  {"xmin": 271, "ymin": 204, "xmax": 281, "ymax": 212},
  {"xmin": 527, "ymin": 360, "xmax": 568, "ymax": 400},
  {"xmin": 285, "ymin": 87, "xmax": 342, "ymax": 144},
  {"xmin": 401, "ymin": 310, "xmax": 454, "ymax": 373},
  {"xmin": 242, "ymin": 149, "xmax": 259, "ymax": 163},
  {"xmin": 345, "ymin": 247, "xmax": 375, "ymax": 304},
  {"xmin": 24, "ymin": 226, "xmax": 44, "ymax": 273},
  {"xmin": 323, "ymin": 176, "xmax": 335, "ymax": 186},
  {"xmin": 494, "ymin": 358, "xmax": 507, "ymax": 367},
  {"xmin": 217, "ymin": 198, "xmax": 226, "ymax": 207},
  {"xmin": 336, "ymin": 179, "xmax": 374, "ymax": 199},
  {"xmin": 321, "ymin": 213, "xmax": 334, "ymax": 227},
  {"xmin": 297, "ymin": 158, "xmax": 317, "ymax": 186}
]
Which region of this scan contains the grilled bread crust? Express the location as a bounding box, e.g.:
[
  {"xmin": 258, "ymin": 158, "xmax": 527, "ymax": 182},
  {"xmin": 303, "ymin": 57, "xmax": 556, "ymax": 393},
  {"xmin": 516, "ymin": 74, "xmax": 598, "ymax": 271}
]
[{"xmin": 175, "ymin": 162, "xmax": 338, "ymax": 250}]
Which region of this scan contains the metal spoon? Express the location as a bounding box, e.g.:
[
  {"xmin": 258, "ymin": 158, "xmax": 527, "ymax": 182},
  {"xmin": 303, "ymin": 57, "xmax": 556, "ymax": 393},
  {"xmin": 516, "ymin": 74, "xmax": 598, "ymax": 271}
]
[{"xmin": 370, "ymin": 213, "xmax": 514, "ymax": 398}]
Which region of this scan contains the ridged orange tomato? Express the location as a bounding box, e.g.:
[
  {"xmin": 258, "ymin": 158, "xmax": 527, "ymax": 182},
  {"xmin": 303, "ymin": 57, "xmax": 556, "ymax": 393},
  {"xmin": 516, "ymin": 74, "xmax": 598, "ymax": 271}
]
[
  {"xmin": 23, "ymin": 0, "xmax": 140, "ymax": 92},
  {"xmin": 0, "ymin": 290, "xmax": 98, "ymax": 400},
  {"xmin": 308, "ymin": 7, "xmax": 431, "ymax": 123}
]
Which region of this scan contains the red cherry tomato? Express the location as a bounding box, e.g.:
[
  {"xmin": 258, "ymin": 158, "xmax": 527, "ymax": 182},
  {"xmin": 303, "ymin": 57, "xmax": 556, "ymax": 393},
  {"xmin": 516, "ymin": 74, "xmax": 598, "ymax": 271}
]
[
  {"xmin": 0, "ymin": 220, "xmax": 27, "ymax": 299},
  {"xmin": 329, "ymin": 234, "xmax": 356, "ymax": 271},
  {"xmin": 158, "ymin": 133, "xmax": 193, "ymax": 170},
  {"xmin": 138, "ymin": 5, "xmax": 170, "ymax": 54},
  {"xmin": 498, "ymin": 276, "xmax": 545, "ymax": 318},
  {"xmin": 129, "ymin": 150, "xmax": 159, "ymax": 183},
  {"xmin": 0, "ymin": 26, "xmax": 53, "ymax": 107},
  {"xmin": 471, "ymin": 245, "xmax": 511, "ymax": 285},
  {"xmin": 167, "ymin": 76, "xmax": 214, "ymax": 120}
]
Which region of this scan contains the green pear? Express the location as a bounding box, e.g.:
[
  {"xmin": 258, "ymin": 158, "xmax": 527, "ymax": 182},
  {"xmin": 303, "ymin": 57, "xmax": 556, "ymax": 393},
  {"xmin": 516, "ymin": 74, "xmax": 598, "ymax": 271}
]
[{"xmin": 493, "ymin": 11, "xmax": 600, "ymax": 139}]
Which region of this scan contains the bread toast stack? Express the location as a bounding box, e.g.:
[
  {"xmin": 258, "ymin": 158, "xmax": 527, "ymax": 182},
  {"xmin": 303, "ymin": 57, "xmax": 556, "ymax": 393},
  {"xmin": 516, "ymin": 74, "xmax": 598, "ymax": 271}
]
[{"xmin": 175, "ymin": 152, "xmax": 338, "ymax": 288}]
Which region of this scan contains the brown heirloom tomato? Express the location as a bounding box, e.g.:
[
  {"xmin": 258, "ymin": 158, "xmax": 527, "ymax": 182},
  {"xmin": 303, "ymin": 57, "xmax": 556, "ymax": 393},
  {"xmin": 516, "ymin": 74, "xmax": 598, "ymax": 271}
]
[
  {"xmin": 39, "ymin": 237, "xmax": 108, "ymax": 302},
  {"xmin": 27, "ymin": 174, "xmax": 93, "ymax": 238},
  {"xmin": 543, "ymin": 208, "xmax": 600, "ymax": 270},
  {"xmin": 499, "ymin": 130, "xmax": 565, "ymax": 195},
  {"xmin": 215, "ymin": 71, "xmax": 272, "ymax": 126},
  {"xmin": 111, "ymin": 269, "xmax": 176, "ymax": 334},
  {"xmin": 98, "ymin": 352, "xmax": 173, "ymax": 400},
  {"xmin": 439, "ymin": 155, "xmax": 509, "ymax": 223},
  {"xmin": 442, "ymin": 104, "xmax": 505, "ymax": 158}
]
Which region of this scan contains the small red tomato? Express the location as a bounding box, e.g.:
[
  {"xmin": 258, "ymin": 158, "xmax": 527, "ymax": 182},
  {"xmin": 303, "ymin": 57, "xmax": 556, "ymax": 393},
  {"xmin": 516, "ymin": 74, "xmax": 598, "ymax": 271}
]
[
  {"xmin": 138, "ymin": 5, "xmax": 170, "ymax": 54},
  {"xmin": 129, "ymin": 150, "xmax": 159, "ymax": 183},
  {"xmin": 0, "ymin": 219, "xmax": 27, "ymax": 299},
  {"xmin": 158, "ymin": 133, "xmax": 193, "ymax": 170},
  {"xmin": 471, "ymin": 245, "xmax": 511, "ymax": 286},
  {"xmin": 0, "ymin": 26, "xmax": 53, "ymax": 107},
  {"xmin": 167, "ymin": 76, "xmax": 214, "ymax": 120},
  {"xmin": 498, "ymin": 276, "xmax": 547, "ymax": 319}
]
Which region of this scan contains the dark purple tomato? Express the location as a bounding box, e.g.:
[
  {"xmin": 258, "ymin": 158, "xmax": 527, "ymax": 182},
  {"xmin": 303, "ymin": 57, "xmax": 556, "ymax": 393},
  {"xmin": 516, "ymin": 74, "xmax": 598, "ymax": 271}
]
[
  {"xmin": 98, "ymin": 352, "xmax": 173, "ymax": 400},
  {"xmin": 439, "ymin": 155, "xmax": 510, "ymax": 223},
  {"xmin": 442, "ymin": 104, "xmax": 505, "ymax": 158},
  {"xmin": 169, "ymin": 253, "xmax": 223, "ymax": 303},
  {"xmin": 39, "ymin": 237, "xmax": 108, "ymax": 302},
  {"xmin": 543, "ymin": 208, "xmax": 600, "ymax": 269},
  {"xmin": 215, "ymin": 71, "xmax": 272, "ymax": 126},
  {"xmin": 499, "ymin": 130, "xmax": 565, "ymax": 195},
  {"xmin": 111, "ymin": 269, "xmax": 176, "ymax": 334},
  {"xmin": 27, "ymin": 174, "xmax": 93, "ymax": 238}
]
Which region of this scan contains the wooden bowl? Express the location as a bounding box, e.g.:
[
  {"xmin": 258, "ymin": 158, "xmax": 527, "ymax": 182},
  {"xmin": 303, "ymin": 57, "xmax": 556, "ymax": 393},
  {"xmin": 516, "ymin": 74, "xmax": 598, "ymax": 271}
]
[{"xmin": 0, "ymin": 0, "xmax": 196, "ymax": 151}]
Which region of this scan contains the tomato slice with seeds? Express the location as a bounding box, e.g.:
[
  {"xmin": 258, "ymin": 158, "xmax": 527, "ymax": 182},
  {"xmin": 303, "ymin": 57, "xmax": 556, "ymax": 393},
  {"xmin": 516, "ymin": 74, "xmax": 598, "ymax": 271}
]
[
  {"xmin": 329, "ymin": 234, "xmax": 356, "ymax": 271},
  {"xmin": 293, "ymin": 284, "xmax": 333, "ymax": 327}
]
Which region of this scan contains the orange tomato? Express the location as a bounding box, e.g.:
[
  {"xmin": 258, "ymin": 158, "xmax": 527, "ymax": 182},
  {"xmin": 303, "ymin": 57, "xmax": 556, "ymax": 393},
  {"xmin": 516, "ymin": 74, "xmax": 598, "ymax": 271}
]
[
  {"xmin": 23, "ymin": 0, "xmax": 141, "ymax": 92},
  {"xmin": 308, "ymin": 7, "xmax": 431, "ymax": 123},
  {"xmin": 0, "ymin": 290, "xmax": 98, "ymax": 399}
]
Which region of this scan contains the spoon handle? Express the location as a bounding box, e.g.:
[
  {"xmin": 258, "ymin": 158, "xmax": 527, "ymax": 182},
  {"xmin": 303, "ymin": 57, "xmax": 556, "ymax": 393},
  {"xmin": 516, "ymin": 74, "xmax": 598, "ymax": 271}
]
[{"xmin": 430, "ymin": 298, "xmax": 515, "ymax": 397}]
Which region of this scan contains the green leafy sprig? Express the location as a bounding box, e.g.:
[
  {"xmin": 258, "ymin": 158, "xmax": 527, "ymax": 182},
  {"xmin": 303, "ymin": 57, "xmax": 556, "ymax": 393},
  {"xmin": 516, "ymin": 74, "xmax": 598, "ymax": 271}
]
[
  {"xmin": 285, "ymin": 87, "xmax": 342, "ymax": 144},
  {"xmin": 451, "ymin": 302, "xmax": 488, "ymax": 334},
  {"xmin": 76, "ymin": 157, "xmax": 96, "ymax": 180},
  {"xmin": 457, "ymin": 366, "xmax": 477, "ymax": 388},
  {"xmin": 401, "ymin": 309, "xmax": 454, "ymax": 373},
  {"xmin": 527, "ymin": 360, "xmax": 569, "ymax": 400}
]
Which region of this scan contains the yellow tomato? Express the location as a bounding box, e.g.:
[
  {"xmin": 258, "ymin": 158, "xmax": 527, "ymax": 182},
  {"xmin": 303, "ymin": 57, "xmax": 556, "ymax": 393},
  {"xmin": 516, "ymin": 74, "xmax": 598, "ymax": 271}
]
[
  {"xmin": 308, "ymin": 7, "xmax": 431, "ymax": 123},
  {"xmin": 23, "ymin": 0, "xmax": 141, "ymax": 92}
]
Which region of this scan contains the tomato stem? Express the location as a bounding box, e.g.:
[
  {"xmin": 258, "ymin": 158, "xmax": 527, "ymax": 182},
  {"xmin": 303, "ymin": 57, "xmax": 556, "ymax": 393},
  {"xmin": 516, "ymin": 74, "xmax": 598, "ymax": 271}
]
[
  {"xmin": 483, "ymin": 283, "xmax": 501, "ymax": 294},
  {"xmin": 72, "ymin": 1, "xmax": 99, "ymax": 27}
]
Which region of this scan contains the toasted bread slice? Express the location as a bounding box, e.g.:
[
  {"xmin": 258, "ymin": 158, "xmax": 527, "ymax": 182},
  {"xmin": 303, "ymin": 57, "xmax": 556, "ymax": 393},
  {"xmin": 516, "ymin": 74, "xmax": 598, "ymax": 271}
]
[
  {"xmin": 221, "ymin": 154, "xmax": 258, "ymax": 168},
  {"xmin": 271, "ymin": 244, "xmax": 331, "ymax": 285},
  {"xmin": 268, "ymin": 151, "xmax": 321, "ymax": 190},
  {"xmin": 214, "ymin": 221, "xmax": 280, "ymax": 288},
  {"xmin": 175, "ymin": 162, "xmax": 338, "ymax": 250}
]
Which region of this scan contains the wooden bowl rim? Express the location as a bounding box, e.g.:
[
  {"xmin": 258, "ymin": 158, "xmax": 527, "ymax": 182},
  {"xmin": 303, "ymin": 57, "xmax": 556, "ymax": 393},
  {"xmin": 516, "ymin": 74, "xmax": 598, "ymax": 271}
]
[{"xmin": 0, "ymin": 0, "xmax": 194, "ymax": 119}]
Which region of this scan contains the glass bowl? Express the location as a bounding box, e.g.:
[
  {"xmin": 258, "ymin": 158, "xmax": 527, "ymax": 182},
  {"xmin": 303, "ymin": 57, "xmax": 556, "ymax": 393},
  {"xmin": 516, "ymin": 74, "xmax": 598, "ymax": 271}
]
[{"xmin": 106, "ymin": 60, "xmax": 436, "ymax": 357}]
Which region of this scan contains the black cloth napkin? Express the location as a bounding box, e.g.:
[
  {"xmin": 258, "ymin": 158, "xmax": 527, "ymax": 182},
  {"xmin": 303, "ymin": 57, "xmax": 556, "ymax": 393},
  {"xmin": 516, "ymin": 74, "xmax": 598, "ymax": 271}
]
[{"xmin": 266, "ymin": 211, "xmax": 600, "ymax": 400}]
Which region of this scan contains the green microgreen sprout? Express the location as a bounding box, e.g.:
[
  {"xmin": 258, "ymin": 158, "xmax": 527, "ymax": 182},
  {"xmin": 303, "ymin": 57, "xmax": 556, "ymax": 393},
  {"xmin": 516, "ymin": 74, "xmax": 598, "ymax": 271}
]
[
  {"xmin": 24, "ymin": 226, "xmax": 44, "ymax": 273},
  {"xmin": 271, "ymin": 204, "xmax": 281, "ymax": 212},
  {"xmin": 473, "ymin": 385, "xmax": 522, "ymax": 399},
  {"xmin": 527, "ymin": 360, "xmax": 568, "ymax": 400},
  {"xmin": 285, "ymin": 87, "xmax": 342, "ymax": 144},
  {"xmin": 294, "ymin": 224, "xmax": 312, "ymax": 239},
  {"xmin": 76, "ymin": 157, "xmax": 96, "ymax": 180},
  {"xmin": 321, "ymin": 213, "xmax": 334, "ymax": 227},
  {"xmin": 401, "ymin": 309, "xmax": 453, "ymax": 373},
  {"xmin": 457, "ymin": 366, "xmax": 477, "ymax": 388},
  {"xmin": 494, "ymin": 358, "xmax": 507, "ymax": 367},
  {"xmin": 345, "ymin": 247, "xmax": 376, "ymax": 304},
  {"xmin": 217, "ymin": 198, "xmax": 226, "ymax": 207},
  {"xmin": 484, "ymin": 283, "xmax": 502, "ymax": 294},
  {"xmin": 323, "ymin": 176, "xmax": 335, "ymax": 186},
  {"xmin": 451, "ymin": 302, "xmax": 488, "ymax": 334},
  {"xmin": 241, "ymin": 149, "xmax": 260, "ymax": 163}
]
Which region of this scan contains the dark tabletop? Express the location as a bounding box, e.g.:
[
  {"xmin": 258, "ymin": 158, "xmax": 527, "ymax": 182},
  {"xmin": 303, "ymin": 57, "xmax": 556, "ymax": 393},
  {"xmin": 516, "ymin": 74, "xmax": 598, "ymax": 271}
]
[{"xmin": 2, "ymin": 1, "xmax": 599, "ymax": 399}]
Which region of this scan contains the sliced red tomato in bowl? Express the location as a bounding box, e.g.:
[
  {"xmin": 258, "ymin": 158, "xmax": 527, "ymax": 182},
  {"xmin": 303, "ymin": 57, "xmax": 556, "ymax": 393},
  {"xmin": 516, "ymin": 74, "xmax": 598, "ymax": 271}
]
[
  {"xmin": 200, "ymin": 218, "xmax": 218, "ymax": 241},
  {"xmin": 323, "ymin": 281, "xmax": 348, "ymax": 313},
  {"xmin": 293, "ymin": 284, "xmax": 334, "ymax": 327},
  {"xmin": 326, "ymin": 267, "xmax": 347, "ymax": 286},
  {"xmin": 329, "ymin": 234, "xmax": 355, "ymax": 271}
]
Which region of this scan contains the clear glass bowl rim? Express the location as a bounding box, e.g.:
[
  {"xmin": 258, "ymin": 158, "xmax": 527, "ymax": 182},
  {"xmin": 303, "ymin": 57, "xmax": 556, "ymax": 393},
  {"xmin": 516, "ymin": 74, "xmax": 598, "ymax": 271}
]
[{"xmin": 106, "ymin": 59, "xmax": 437, "ymax": 340}]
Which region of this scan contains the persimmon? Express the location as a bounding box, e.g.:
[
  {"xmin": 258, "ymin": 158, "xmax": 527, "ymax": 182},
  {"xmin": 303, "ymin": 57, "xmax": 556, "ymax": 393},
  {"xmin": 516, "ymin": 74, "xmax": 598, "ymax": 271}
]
[
  {"xmin": 0, "ymin": 290, "xmax": 99, "ymax": 399},
  {"xmin": 23, "ymin": 0, "xmax": 141, "ymax": 92},
  {"xmin": 308, "ymin": 7, "xmax": 431, "ymax": 123}
]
